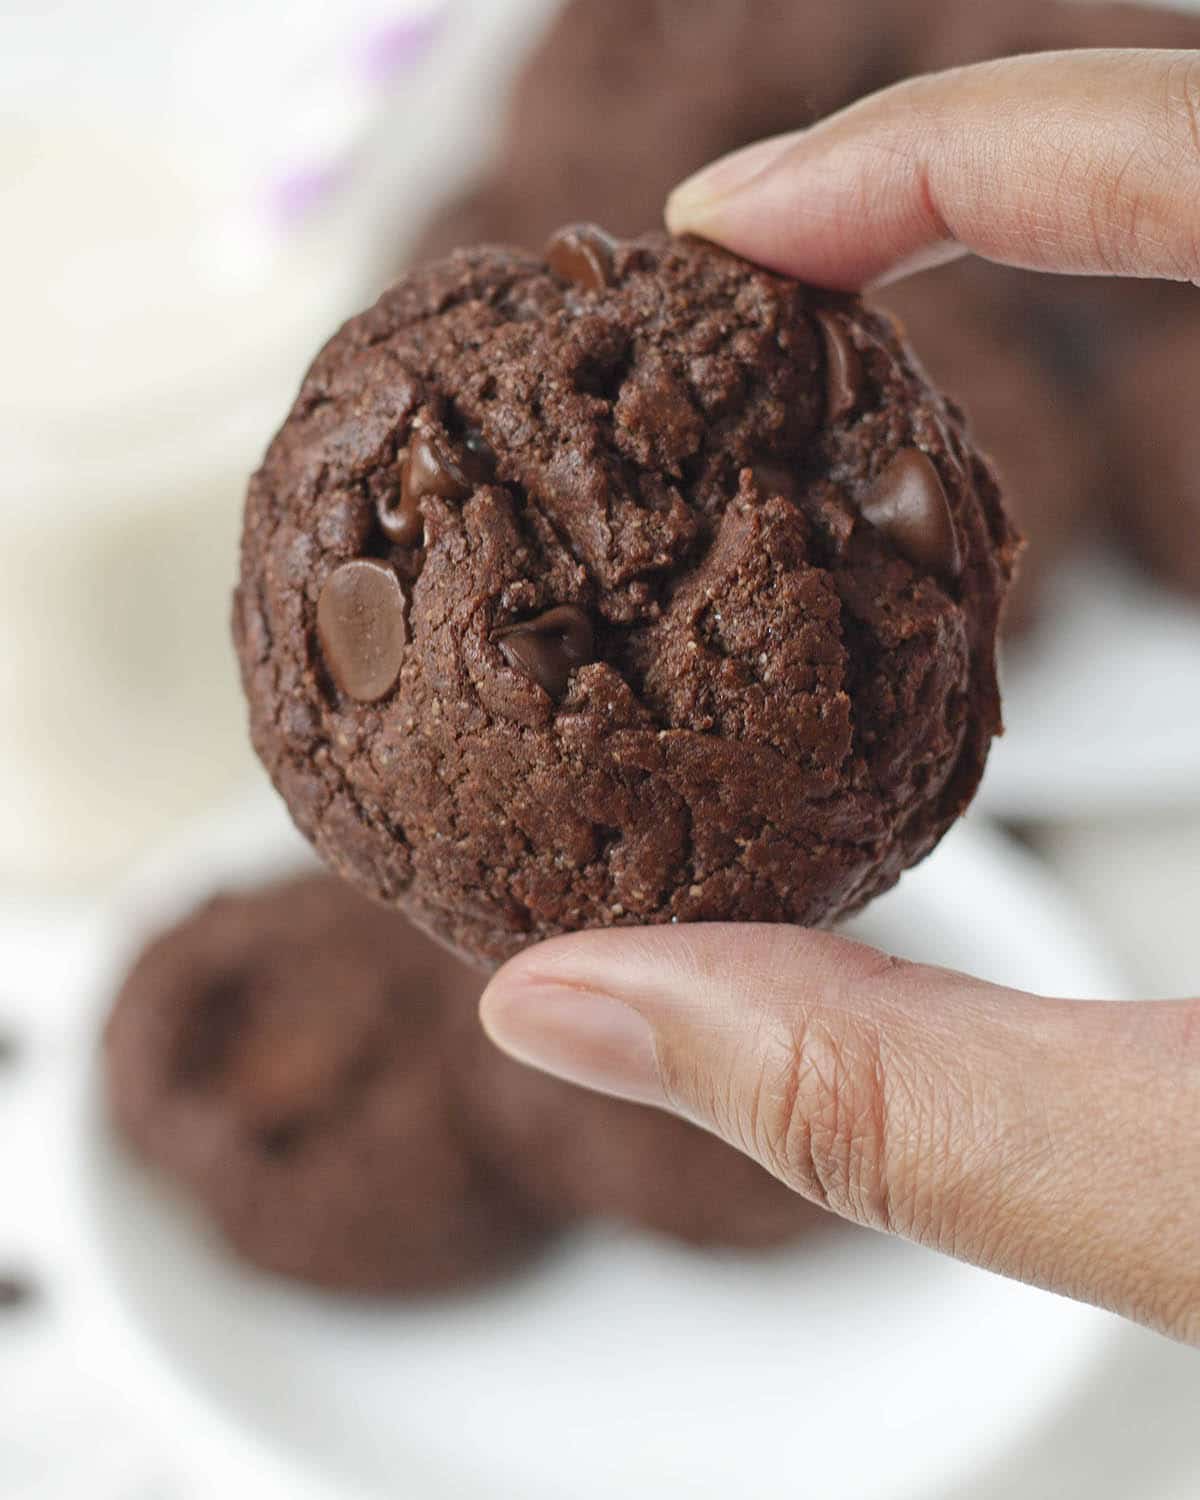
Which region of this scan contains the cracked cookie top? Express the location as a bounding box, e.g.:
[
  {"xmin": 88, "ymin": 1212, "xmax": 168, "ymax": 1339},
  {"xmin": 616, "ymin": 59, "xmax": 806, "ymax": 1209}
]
[{"xmin": 235, "ymin": 230, "xmax": 1018, "ymax": 967}]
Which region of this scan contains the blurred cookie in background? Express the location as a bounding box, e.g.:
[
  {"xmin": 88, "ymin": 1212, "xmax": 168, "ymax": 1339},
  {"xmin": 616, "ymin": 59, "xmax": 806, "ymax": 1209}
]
[
  {"xmin": 403, "ymin": 0, "xmax": 929, "ymax": 266},
  {"xmin": 105, "ymin": 873, "xmax": 553, "ymax": 1295},
  {"xmin": 1113, "ymin": 318, "xmax": 1200, "ymax": 597},
  {"xmin": 876, "ymin": 259, "xmax": 1100, "ymax": 634},
  {"xmin": 486, "ymin": 0, "xmax": 913, "ymax": 245},
  {"xmin": 106, "ymin": 867, "xmax": 821, "ymax": 1288},
  {"xmin": 920, "ymin": 0, "xmax": 1200, "ymax": 72},
  {"xmin": 407, "ymin": 180, "xmax": 519, "ymax": 266},
  {"xmin": 460, "ymin": 1041, "xmax": 821, "ymax": 1251}
]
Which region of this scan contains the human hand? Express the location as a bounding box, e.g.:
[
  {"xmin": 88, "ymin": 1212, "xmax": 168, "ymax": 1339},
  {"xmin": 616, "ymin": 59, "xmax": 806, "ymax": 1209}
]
[{"xmin": 481, "ymin": 51, "xmax": 1200, "ymax": 1346}]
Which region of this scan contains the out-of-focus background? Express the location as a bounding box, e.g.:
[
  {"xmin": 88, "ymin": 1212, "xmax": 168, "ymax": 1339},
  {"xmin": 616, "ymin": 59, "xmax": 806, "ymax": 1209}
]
[{"xmin": 2, "ymin": 1, "xmax": 1199, "ymax": 1496}]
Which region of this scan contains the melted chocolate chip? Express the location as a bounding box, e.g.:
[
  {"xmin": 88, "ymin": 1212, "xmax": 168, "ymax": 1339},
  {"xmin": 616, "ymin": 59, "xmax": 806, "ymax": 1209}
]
[
  {"xmin": 317, "ymin": 559, "xmax": 408, "ymax": 702},
  {"xmin": 816, "ymin": 311, "xmax": 863, "ymax": 424},
  {"xmin": 495, "ymin": 605, "xmax": 595, "ymax": 699},
  {"xmin": 545, "ymin": 223, "xmax": 619, "ymax": 291},
  {"xmin": 860, "ymin": 449, "xmax": 962, "ymax": 581},
  {"xmin": 377, "ymin": 422, "xmax": 493, "ymax": 547}
]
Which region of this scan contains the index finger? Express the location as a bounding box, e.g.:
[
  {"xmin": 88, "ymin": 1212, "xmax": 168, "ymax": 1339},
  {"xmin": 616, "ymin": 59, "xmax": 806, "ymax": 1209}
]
[{"xmin": 665, "ymin": 49, "xmax": 1200, "ymax": 289}]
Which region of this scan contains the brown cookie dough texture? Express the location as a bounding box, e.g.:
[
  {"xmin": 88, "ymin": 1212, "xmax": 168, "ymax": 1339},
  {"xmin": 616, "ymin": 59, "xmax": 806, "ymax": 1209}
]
[
  {"xmin": 236, "ymin": 232, "xmax": 1017, "ymax": 967},
  {"xmin": 104, "ymin": 873, "xmax": 548, "ymax": 1293}
]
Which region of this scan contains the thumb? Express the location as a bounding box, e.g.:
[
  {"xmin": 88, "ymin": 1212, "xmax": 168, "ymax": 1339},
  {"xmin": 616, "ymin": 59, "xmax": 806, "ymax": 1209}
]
[
  {"xmin": 480, "ymin": 925, "xmax": 1200, "ymax": 1344},
  {"xmin": 664, "ymin": 49, "xmax": 1200, "ymax": 289}
]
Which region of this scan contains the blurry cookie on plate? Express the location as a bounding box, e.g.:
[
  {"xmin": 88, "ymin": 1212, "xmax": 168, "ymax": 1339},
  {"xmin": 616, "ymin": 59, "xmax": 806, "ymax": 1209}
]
[
  {"xmin": 1112, "ymin": 318, "xmax": 1200, "ymax": 597},
  {"xmin": 106, "ymin": 866, "xmax": 826, "ymax": 1266},
  {"xmin": 105, "ymin": 873, "xmax": 552, "ymax": 1294},
  {"xmin": 460, "ymin": 1042, "xmax": 822, "ymax": 1250}
]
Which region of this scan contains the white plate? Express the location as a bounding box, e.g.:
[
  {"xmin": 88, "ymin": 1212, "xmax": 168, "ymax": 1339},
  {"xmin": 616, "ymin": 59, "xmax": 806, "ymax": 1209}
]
[
  {"xmin": 978, "ymin": 549, "xmax": 1200, "ymax": 820},
  {"xmin": 68, "ymin": 791, "xmax": 1129, "ymax": 1500}
]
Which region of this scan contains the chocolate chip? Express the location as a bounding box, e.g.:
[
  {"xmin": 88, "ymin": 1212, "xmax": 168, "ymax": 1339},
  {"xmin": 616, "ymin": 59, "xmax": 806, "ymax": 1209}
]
[
  {"xmin": 317, "ymin": 559, "xmax": 408, "ymax": 702},
  {"xmin": 860, "ymin": 448, "xmax": 962, "ymax": 581},
  {"xmin": 816, "ymin": 311, "xmax": 863, "ymax": 424},
  {"xmin": 378, "ymin": 421, "xmax": 493, "ymax": 546},
  {"xmin": 495, "ymin": 605, "xmax": 595, "ymax": 699},
  {"xmin": 545, "ymin": 223, "xmax": 618, "ymax": 291},
  {"xmin": 0, "ymin": 1273, "xmax": 35, "ymax": 1310}
]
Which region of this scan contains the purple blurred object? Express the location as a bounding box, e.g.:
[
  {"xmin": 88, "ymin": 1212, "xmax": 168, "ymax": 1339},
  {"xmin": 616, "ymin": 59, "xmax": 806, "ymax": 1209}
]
[
  {"xmin": 267, "ymin": 159, "xmax": 352, "ymax": 230},
  {"xmin": 265, "ymin": 5, "xmax": 449, "ymax": 230},
  {"xmin": 359, "ymin": 6, "xmax": 448, "ymax": 83}
]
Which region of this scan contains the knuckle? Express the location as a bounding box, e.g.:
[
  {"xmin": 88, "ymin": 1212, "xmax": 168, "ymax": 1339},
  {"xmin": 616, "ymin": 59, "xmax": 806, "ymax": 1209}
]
[
  {"xmin": 751, "ymin": 951, "xmax": 920, "ymax": 1233},
  {"xmin": 1157, "ymin": 55, "xmax": 1200, "ymax": 278}
]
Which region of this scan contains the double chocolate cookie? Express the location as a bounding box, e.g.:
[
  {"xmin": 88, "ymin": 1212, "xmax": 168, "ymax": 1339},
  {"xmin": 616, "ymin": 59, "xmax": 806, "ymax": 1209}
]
[
  {"xmin": 104, "ymin": 873, "xmax": 548, "ymax": 1293},
  {"xmin": 236, "ymin": 231, "xmax": 1017, "ymax": 967}
]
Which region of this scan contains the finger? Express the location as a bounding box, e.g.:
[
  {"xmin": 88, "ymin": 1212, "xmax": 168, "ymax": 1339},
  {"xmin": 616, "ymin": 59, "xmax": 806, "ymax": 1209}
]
[
  {"xmin": 481, "ymin": 924, "xmax": 1200, "ymax": 1344},
  {"xmin": 665, "ymin": 50, "xmax": 1200, "ymax": 289}
]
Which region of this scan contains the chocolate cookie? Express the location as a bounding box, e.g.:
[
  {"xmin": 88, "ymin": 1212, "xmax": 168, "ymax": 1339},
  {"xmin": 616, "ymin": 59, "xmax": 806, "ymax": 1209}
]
[
  {"xmin": 878, "ymin": 259, "xmax": 1099, "ymax": 633},
  {"xmin": 460, "ymin": 1047, "xmax": 819, "ymax": 1249},
  {"xmin": 104, "ymin": 873, "xmax": 549, "ymax": 1293},
  {"xmin": 236, "ymin": 231, "xmax": 1017, "ymax": 967}
]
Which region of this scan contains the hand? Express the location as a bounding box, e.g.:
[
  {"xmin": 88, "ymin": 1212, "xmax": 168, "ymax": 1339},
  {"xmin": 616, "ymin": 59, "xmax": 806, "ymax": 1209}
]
[{"xmin": 481, "ymin": 51, "xmax": 1200, "ymax": 1346}]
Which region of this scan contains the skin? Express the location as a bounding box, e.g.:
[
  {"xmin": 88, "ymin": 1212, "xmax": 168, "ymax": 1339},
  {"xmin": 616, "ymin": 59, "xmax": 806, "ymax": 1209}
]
[{"xmin": 480, "ymin": 52, "xmax": 1200, "ymax": 1347}]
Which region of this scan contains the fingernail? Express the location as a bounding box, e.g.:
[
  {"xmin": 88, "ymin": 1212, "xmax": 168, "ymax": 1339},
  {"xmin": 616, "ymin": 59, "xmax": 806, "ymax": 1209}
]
[
  {"xmin": 866, "ymin": 241, "xmax": 965, "ymax": 290},
  {"xmin": 480, "ymin": 981, "xmax": 666, "ymax": 1108},
  {"xmin": 666, "ymin": 132, "xmax": 799, "ymax": 232}
]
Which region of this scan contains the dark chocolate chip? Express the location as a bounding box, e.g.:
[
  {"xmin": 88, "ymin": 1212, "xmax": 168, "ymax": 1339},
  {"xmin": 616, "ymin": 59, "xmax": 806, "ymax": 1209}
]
[
  {"xmin": 545, "ymin": 223, "xmax": 618, "ymax": 291},
  {"xmin": 860, "ymin": 448, "xmax": 962, "ymax": 581},
  {"xmin": 317, "ymin": 559, "xmax": 408, "ymax": 703},
  {"xmin": 495, "ymin": 605, "xmax": 595, "ymax": 699},
  {"xmin": 378, "ymin": 422, "xmax": 493, "ymax": 546},
  {"xmin": 376, "ymin": 457, "xmax": 421, "ymax": 547},
  {"xmin": 0, "ymin": 1273, "xmax": 35, "ymax": 1310},
  {"xmin": 816, "ymin": 310, "xmax": 863, "ymax": 424}
]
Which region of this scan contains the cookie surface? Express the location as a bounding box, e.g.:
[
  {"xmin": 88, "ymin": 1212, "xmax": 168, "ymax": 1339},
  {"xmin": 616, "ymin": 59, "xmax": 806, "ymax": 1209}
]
[
  {"xmin": 105, "ymin": 873, "xmax": 548, "ymax": 1293},
  {"xmin": 236, "ymin": 232, "xmax": 1016, "ymax": 967}
]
